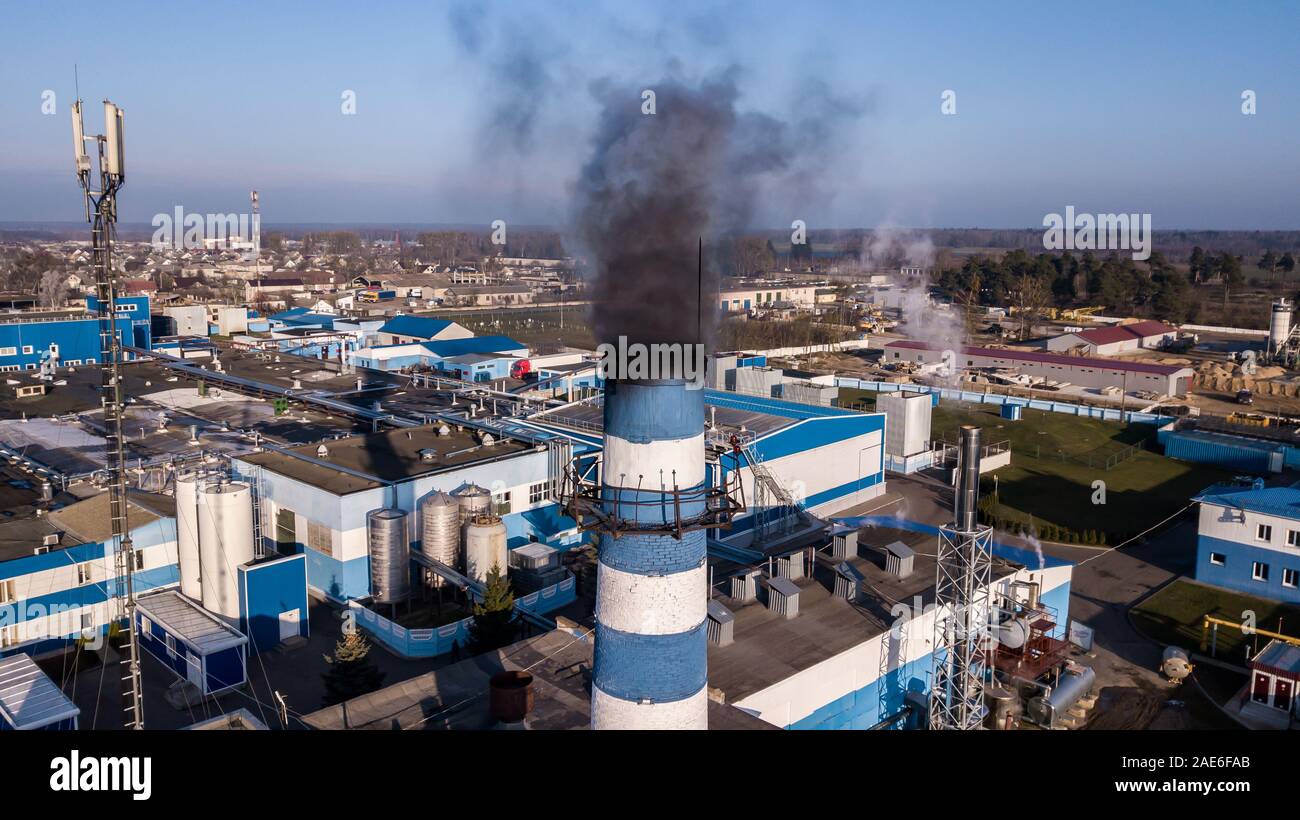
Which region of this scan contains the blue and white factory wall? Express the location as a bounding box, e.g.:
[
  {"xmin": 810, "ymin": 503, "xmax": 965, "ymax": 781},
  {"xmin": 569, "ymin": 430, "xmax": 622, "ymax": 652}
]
[
  {"xmin": 233, "ymin": 448, "xmax": 573, "ymax": 602},
  {"xmin": 715, "ymin": 413, "xmax": 886, "ymax": 547},
  {"xmin": 0, "ymin": 518, "xmax": 179, "ymax": 659},
  {"xmin": 238, "ymin": 553, "xmax": 310, "ymax": 652},
  {"xmin": 730, "ymin": 560, "xmax": 1073, "ymax": 729}
]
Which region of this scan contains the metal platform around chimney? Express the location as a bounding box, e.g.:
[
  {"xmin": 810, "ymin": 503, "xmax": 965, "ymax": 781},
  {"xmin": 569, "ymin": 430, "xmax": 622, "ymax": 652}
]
[{"xmin": 559, "ymin": 454, "xmax": 746, "ymax": 539}]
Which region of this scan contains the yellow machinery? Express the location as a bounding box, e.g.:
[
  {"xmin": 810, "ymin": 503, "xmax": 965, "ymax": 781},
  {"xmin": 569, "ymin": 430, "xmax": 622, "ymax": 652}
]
[
  {"xmin": 1200, "ymin": 614, "xmax": 1300, "ymax": 653},
  {"xmin": 1227, "ymin": 412, "xmax": 1272, "ymax": 428}
]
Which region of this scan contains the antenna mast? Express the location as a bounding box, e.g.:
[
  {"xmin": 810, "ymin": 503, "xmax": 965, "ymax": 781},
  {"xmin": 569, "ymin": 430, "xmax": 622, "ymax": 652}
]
[{"xmin": 72, "ymin": 98, "xmax": 144, "ymax": 730}]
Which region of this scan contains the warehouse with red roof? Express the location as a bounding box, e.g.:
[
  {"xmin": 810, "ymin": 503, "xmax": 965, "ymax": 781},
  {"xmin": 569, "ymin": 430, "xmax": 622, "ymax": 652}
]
[{"xmin": 1045, "ymin": 320, "xmax": 1178, "ymax": 355}]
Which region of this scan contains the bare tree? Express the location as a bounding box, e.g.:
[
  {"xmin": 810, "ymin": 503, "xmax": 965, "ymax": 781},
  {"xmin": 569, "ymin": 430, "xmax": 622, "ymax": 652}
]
[{"xmin": 38, "ymin": 270, "xmax": 68, "ymax": 308}]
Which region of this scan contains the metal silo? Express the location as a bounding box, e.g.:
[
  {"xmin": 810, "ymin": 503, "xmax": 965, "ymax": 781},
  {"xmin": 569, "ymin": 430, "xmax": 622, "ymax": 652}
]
[
  {"xmin": 1270, "ymin": 298, "xmax": 1293, "ymax": 359},
  {"xmin": 464, "ymin": 515, "xmax": 508, "ymax": 583},
  {"xmin": 174, "ymin": 470, "xmax": 207, "ymax": 601},
  {"xmin": 197, "ymin": 480, "xmax": 255, "ymax": 622},
  {"xmin": 419, "ymin": 491, "xmax": 460, "ymax": 572},
  {"xmin": 367, "ymin": 508, "xmax": 410, "ymax": 604},
  {"xmin": 452, "ymin": 483, "xmax": 491, "ymax": 523}
]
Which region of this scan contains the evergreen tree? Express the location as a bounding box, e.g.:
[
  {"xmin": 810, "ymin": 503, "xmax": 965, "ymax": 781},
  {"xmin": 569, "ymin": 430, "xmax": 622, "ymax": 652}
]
[
  {"xmin": 321, "ymin": 630, "xmax": 386, "ymax": 707},
  {"xmin": 469, "ymin": 564, "xmax": 518, "ymax": 653}
]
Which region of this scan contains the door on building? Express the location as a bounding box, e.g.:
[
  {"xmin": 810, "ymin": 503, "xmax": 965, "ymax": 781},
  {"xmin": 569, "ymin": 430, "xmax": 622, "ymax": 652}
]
[
  {"xmin": 278, "ymin": 609, "xmax": 301, "ymax": 641},
  {"xmin": 1252, "ymin": 672, "xmax": 1272, "ymax": 704},
  {"xmin": 185, "ymin": 653, "xmax": 203, "ymax": 690},
  {"xmin": 1274, "ymin": 677, "xmax": 1293, "ymax": 712},
  {"xmin": 275, "ymin": 508, "xmax": 297, "ymax": 555}
]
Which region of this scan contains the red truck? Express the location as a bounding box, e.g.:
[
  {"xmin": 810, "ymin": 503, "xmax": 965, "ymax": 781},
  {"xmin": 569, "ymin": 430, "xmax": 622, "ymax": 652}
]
[{"xmin": 510, "ymin": 359, "xmax": 532, "ymax": 380}]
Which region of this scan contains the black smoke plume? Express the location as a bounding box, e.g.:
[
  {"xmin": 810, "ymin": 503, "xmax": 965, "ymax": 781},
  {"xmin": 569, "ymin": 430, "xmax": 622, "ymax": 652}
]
[{"xmin": 573, "ymin": 75, "xmax": 793, "ymax": 348}]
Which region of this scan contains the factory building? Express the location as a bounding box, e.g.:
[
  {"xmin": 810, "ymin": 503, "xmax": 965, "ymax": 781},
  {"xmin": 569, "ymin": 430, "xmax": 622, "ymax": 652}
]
[
  {"xmin": 718, "ymin": 281, "xmax": 827, "ymax": 312},
  {"xmin": 0, "ymin": 296, "xmax": 150, "ymax": 372},
  {"xmin": 1045, "ymin": 320, "xmax": 1178, "ymax": 356},
  {"xmin": 0, "ymin": 492, "xmax": 179, "ymax": 659},
  {"xmin": 708, "ymin": 524, "xmax": 1075, "ymax": 729},
  {"xmin": 375, "ymin": 315, "xmax": 472, "ymax": 346},
  {"xmin": 1192, "ymin": 483, "xmax": 1300, "ymax": 604},
  {"xmin": 351, "ymin": 335, "xmax": 528, "ymax": 374},
  {"xmin": 885, "ymin": 340, "xmax": 1194, "ymax": 396},
  {"xmin": 231, "ymin": 422, "xmax": 584, "ymax": 602}
]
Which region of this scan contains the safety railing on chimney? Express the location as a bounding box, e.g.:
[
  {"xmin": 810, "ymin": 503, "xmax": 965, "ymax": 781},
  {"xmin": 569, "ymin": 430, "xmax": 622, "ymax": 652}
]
[{"xmin": 559, "ymin": 454, "xmax": 746, "ymax": 540}]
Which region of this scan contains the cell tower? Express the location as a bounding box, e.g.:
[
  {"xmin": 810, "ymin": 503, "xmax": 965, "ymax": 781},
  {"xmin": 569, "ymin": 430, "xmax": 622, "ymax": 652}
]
[
  {"xmin": 72, "ymin": 98, "xmax": 145, "ymax": 730},
  {"xmin": 929, "ymin": 425, "xmax": 993, "ymax": 730}
]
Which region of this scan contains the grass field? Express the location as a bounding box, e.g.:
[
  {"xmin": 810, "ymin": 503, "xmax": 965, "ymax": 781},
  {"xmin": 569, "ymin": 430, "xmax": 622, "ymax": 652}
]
[
  {"xmin": 1131, "ymin": 578, "xmax": 1300, "ymax": 659},
  {"xmin": 842, "ymin": 388, "xmax": 1232, "ymax": 540}
]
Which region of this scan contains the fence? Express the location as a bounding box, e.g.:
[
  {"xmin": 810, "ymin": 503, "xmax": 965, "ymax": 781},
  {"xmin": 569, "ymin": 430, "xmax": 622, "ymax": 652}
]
[
  {"xmin": 833, "ymin": 377, "xmax": 1179, "ymax": 427},
  {"xmin": 348, "ymin": 575, "xmax": 576, "ymax": 659}
]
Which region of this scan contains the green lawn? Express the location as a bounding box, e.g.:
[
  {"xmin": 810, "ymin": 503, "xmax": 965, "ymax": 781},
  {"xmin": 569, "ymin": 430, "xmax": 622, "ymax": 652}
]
[
  {"xmin": 844, "ymin": 389, "xmax": 1232, "ymax": 541},
  {"xmin": 1131, "ymin": 578, "xmax": 1300, "ymax": 659}
]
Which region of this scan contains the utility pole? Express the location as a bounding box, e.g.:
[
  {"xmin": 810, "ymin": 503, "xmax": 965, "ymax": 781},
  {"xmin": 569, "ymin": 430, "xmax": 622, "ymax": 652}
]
[{"xmin": 72, "ymin": 98, "xmax": 144, "ymax": 730}]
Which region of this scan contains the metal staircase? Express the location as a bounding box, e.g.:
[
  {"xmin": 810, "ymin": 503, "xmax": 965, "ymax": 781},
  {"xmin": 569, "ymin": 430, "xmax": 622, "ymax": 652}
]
[{"xmin": 737, "ymin": 441, "xmax": 804, "ymax": 545}]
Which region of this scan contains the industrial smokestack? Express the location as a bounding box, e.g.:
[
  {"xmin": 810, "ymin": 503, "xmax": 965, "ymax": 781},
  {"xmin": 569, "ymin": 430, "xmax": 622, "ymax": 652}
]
[
  {"xmin": 590, "ymin": 378, "xmax": 709, "ymax": 730},
  {"xmin": 954, "ymin": 425, "xmax": 982, "ymax": 532}
]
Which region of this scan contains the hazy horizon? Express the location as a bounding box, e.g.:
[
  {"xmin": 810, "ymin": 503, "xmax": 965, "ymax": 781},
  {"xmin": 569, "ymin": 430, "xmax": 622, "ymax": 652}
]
[{"xmin": 3, "ymin": 0, "xmax": 1298, "ymax": 230}]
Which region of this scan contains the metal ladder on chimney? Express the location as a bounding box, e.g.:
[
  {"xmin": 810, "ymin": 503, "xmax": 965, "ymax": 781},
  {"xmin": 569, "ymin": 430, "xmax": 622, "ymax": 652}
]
[
  {"xmin": 249, "ymin": 466, "xmax": 267, "ymax": 557},
  {"xmin": 740, "ymin": 442, "xmax": 802, "ymax": 544}
]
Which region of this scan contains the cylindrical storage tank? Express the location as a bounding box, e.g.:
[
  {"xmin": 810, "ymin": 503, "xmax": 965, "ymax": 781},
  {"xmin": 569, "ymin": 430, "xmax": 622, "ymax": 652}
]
[
  {"xmin": 995, "ymin": 616, "xmax": 1031, "ymax": 650},
  {"xmin": 197, "ymin": 481, "xmax": 255, "ymax": 622},
  {"xmin": 489, "ymin": 670, "xmax": 535, "ymax": 725},
  {"xmin": 984, "ymin": 686, "xmax": 1021, "ymax": 730},
  {"xmin": 1026, "ymin": 665, "xmax": 1096, "ymax": 728},
  {"xmin": 1270, "ymin": 298, "xmax": 1292, "ymax": 354},
  {"xmin": 1161, "ymin": 645, "xmax": 1193, "ymax": 681},
  {"xmin": 452, "ymin": 483, "xmax": 491, "ymax": 523},
  {"xmin": 464, "ymin": 515, "xmax": 508, "ymax": 583},
  {"xmin": 419, "ymin": 491, "xmax": 460, "ymax": 573},
  {"xmin": 367, "ymin": 508, "xmax": 410, "ymax": 604},
  {"xmin": 174, "ymin": 472, "xmax": 206, "ymax": 601}
]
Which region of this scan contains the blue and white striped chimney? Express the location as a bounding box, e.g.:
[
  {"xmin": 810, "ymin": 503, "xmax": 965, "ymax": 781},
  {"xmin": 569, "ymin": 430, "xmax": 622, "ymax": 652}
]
[{"xmin": 591, "ymin": 378, "xmax": 708, "ymax": 729}]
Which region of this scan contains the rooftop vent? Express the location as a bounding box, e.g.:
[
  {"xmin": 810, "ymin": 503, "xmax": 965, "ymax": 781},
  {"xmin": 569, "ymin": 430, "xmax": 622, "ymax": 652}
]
[
  {"xmin": 480, "ymin": 432, "xmax": 495, "ymax": 446},
  {"xmin": 706, "ymin": 600, "xmax": 735, "ymax": 647},
  {"xmin": 42, "ymin": 533, "xmax": 60, "ymax": 547},
  {"xmin": 316, "ymin": 444, "xmax": 329, "ymax": 458},
  {"xmin": 830, "ymin": 525, "xmax": 858, "ymax": 561},
  {"xmin": 773, "ymin": 551, "xmax": 805, "ymax": 581},
  {"xmin": 833, "ymin": 561, "xmax": 865, "ymax": 603},
  {"xmin": 884, "ymin": 541, "xmax": 915, "ymax": 579},
  {"xmin": 417, "ymin": 448, "xmax": 438, "ymax": 462},
  {"xmin": 764, "ymin": 577, "xmax": 800, "ymax": 619},
  {"xmin": 730, "ymin": 569, "xmax": 760, "ymax": 603},
  {"xmin": 437, "ymin": 424, "xmax": 451, "ymax": 436}
]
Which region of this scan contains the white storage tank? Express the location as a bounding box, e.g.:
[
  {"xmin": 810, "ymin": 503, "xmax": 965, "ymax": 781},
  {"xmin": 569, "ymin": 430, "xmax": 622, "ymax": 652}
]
[
  {"xmin": 367, "ymin": 508, "xmax": 410, "ymax": 604},
  {"xmin": 419, "ymin": 491, "xmax": 460, "ymax": 577},
  {"xmin": 1161, "ymin": 645, "xmax": 1193, "ymax": 681},
  {"xmin": 1271, "ymin": 298, "xmax": 1292, "ymax": 357},
  {"xmin": 174, "ymin": 471, "xmax": 207, "ymax": 601},
  {"xmin": 452, "ymin": 483, "xmax": 491, "ymax": 523},
  {"xmin": 197, "ymin": 480, "xmax": 255, "ymax": 622},
  {"xmin": 878, "ymin": 391, "xmax": 932, "ymax": 458},
  {"xmin": 464, "ymin": 515, "xmax": 508, "ymax": 583}
]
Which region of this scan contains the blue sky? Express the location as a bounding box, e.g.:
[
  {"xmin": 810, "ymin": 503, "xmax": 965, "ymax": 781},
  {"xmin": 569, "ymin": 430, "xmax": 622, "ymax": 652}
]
[{"xmin": 2, "ymin": 0, "xmax": 1298, "ymax": 228}]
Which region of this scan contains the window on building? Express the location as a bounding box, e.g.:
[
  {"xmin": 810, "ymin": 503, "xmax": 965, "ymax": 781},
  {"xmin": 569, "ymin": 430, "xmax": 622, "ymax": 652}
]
[
  {"xmin": 21, "ymin": 346, "xmax": 32, "ymax": 354},
  {"xmin": 493, "ymin": 491, "xmax": 512, "ymax": 515},
  {"xmin": 1289, "ymin": 530, "xmax": 1300, "ymax": 548},
  {"xmin": 140, "ymin": 615, "xmax": 152, "ymax": 636},
  {"xmin": 164, "ymin": 633, "xmax": 177, "ymax": 659},
  {"xmin": 1284, "ymin": 568, "xmax": 1299, "ymax": 589},
  {"xmin": 1257, "ymin": 524, "xmax": 1273, "ymax": 542},
  {"xmin": 0, "ymin": 578, "xmax": 14, "ymax": 604},
  {"xmin": 80, "ymin": 608, "xmax": 95, "ymax": 637},
  {"xmin": 76, "ymin": 563, "xmax": 91, "ymax": 586},
  {"xmin": 0, "ymin": 347, "xmax": 15, "ymax": 357},
  {"xmin": 1253, "ymin": 561, "xmax": 1270, "ymax": 582},
  {"xmin": 529, "ymin": 481, "xmax": 547, "ymax": 505},
  {"xmin": 133, "ymin": 550, "xmax": 144, "ymax": 571},
  {"xmin": 1209, "ymin": 552, "xmax": 1226, "ymax": 567},
  {"xmin": 307, "ymin": 520, "xmax": 334, "ymax": 557},
  {"xmin": 0, "ymin": 625, "xmax": 17, "ymax": 648}
]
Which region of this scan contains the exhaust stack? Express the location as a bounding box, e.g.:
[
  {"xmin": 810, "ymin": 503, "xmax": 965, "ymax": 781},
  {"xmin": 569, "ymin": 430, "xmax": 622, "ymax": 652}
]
[{"xmin": 954, "ymin": 425, "xmax": 981, "ymax": 532}]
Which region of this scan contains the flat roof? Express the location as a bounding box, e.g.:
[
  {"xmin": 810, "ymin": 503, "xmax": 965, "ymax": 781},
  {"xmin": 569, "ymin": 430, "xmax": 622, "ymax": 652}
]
[
  {"xmin": 0, "ymin": 653, "xmax": 80, "ymax": 729},
  {"xmin": 707, "ymin": 525, "xmax": 1022, "ymax": 704},
  {"xmin": 239, "ymin": 423, "xmax": 539, "ymax": 494},
  {"xmin": 136, "ymin": 590, "xmax": 248, "ymax": 654},
  {"xmin": 885, "ymin": 339, "xmax": 1191, "ymax": 376}
]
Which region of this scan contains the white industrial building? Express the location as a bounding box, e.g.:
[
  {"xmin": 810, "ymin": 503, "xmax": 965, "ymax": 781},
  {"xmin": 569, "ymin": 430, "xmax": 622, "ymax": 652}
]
[
  {"xmin": 877, "ymin": 391, "xmax": 934, "ymax": 473},
  {"xmin": 1045, "ymin": 320, "xmax": 1178, "ymax": 356}
]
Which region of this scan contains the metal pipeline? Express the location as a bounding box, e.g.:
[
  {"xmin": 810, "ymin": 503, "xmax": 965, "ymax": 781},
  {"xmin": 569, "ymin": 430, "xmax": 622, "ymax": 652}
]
[{"xmin": 954, "ymin": 425, "xmax": 982, "ymax": 531}]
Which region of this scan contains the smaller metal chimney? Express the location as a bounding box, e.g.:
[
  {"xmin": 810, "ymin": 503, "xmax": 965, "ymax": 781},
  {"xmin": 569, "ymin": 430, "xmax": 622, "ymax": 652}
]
[{"xmin": 954, "ymin": 425, "xmax": 982, "ymax": 532}]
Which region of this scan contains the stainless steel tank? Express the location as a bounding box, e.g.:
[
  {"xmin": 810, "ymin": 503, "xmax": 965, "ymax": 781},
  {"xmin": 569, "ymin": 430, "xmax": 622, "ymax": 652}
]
[
  {"xmin": 452, "ymin": 483, "xmax": 491, "ymax": 523},
  {"xmin": 419, "ymin": 491, "xmax": 460, "ymax": 575},
  {"xmin": 1026, "ymin": 665, "xmax": 1096, "ymax": 728},
  {"xmin": 367, "ymin": 508, "xmax": 410, "ymax": 604}
]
